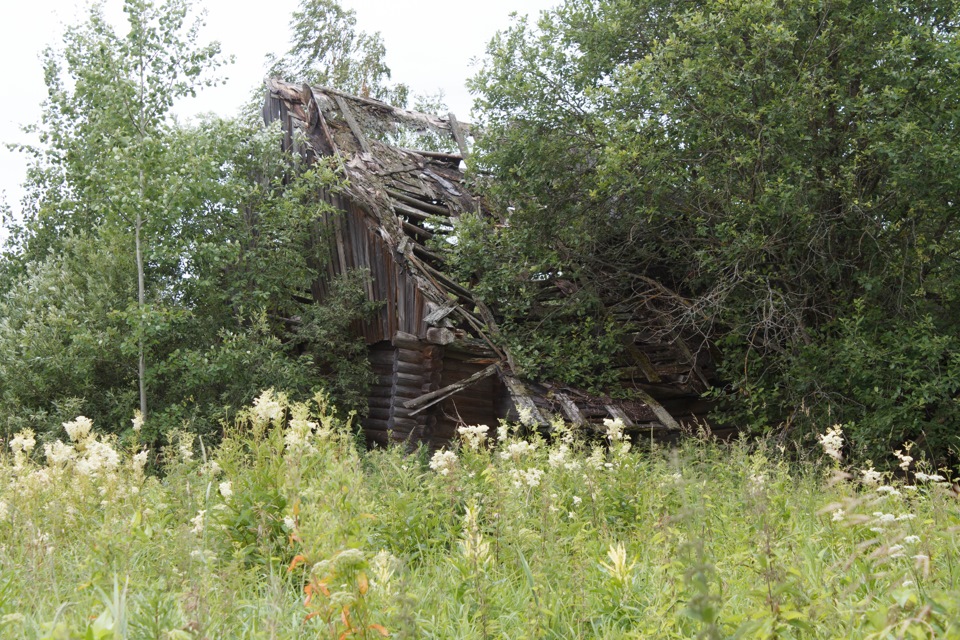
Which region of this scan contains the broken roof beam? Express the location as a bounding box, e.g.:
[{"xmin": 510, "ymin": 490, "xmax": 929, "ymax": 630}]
[
  {"xmin": 503, "ymin": 376, "xmax": 548, "ymax": 427},
  {"xmin": 448, "ymin": 112, "xmax": 470, "ymax": 159},
  {"xmin": 404, "ymin": 362, "xmax": 500, "ymax": 416},
  {"xmin": 334, "ymin": 95, "xmax": 372, "ymax": 155},
  {"xmin": 386, "ymin": 188, "xmax": 450, "ymax": 216},
  {"xmin": 554, "ymin": 392, "xmax": 586, "ymax": 425}
]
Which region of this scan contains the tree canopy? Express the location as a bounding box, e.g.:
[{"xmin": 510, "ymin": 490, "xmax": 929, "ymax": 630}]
[{"xmin": 460, "ymin": 0, "xmax": 960, "ymax": 461}]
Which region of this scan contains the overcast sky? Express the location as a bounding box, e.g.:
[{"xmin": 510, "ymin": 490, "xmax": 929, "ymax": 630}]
[{"xmin": 0, "ymin": 0, "xmax": 556, "ymax": 227}]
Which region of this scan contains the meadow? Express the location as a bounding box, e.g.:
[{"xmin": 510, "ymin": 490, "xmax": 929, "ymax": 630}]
[{"xmin": 1, "ymin": 391, "xmax": 959, "ymax": 639}]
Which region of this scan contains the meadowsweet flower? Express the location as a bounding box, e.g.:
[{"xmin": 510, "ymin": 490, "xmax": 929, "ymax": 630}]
[
  {"xmin": 283, "ymin": 515, "xmax": 296, "ymax": 531},
  {"xmin": 131, "ymin": 411, "xmax": 144, "ymax": 433},
  {"xmin": 586, "ymin": 447, "xmax": 606, "ymax": 470},
  {"xmin": 876, "ymin": 485, "xmax": 901, "ymax": 496},
  {"xmin": 459, "ymin": 504, "xmax": 490, "ymax": 565},
  {"xmin": 253, "ymin": 389, "xmax": 284, "ymax": 423},
  {"xmin": 75, "ymin": 439, "xmax": 120, "ymax": 476},
  {"xmin": 219, "ymin": 481, "xmax": 233, "ymax": 500},
  {"xmin": 573, "ymin": 495, "xmax": 582, "ymax": 505},
  {"xmin": 749, "ymin": 473, "xmax": 767, "ymax": 493},
  {"xmin": 9, "ymin": 429, "xmax": 36, "ymax": 455},
  {"xmin": 190, "ymin": 510, "xmax": 206, "ymax": 535},
  {"xmin": 500, "ymin": 440, "xmax": 537, "ymax": 461},
  {"xmin": 548, "ymin": 444, "xmax": 570, "ymax": 468},
  {"xmin": 604, "ymin": 418, "xmax": 626, "ymax": 442},
  {"xmin": 457, "ymin": 424, "xmax": 490, "ymax": 450},
  {"xmin": 861, "ymin": 467, "xmax": 882, "ymax": 486},
  {"xmin": 832, "ymin": 508, "xmax": 845, "ymax": 522},
  {"xmin": 894, "ymin": 446, "xmax": 913, "ymax": 471},
  {"xmin": 132, "ymin": 450, "xmax": 149, "ymax": 472},
  {"xmin": 285, "ymin": 417, "xmax": 317, "ymax": 452},
  {"xmin": 818, "ymin": 424, "xmax": 844, "ymax": 461},
  {"xmin": 429, "ymin": 449, "xmax": 458, "ymax": 476},
  {"xmin": 873, "ymin": 512, "xmax": 896, "ymax": 525},
  {"xmin": 914, "ymin": 472, "xmax": 945, "ymax": 483},
  {"xmin": 896, "ymin": 513, "xmax": 916, "ymax": 521},
  {"xmin": 904, "ymin": 535, "xmax": 920, "ymax": 544},
  {"xmin": 43, "ymin": 440, "xmax": 75, "ymax": 466},
  {"xmin": 510, "ymin": 467, "xmax": 544, "ymax": 489},
  {"xmin": 63, "ymin": 416, "xmax": 93, "ymax": 443}
]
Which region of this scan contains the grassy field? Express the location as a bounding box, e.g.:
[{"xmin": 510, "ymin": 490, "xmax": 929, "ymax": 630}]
[{"xmin": 1, "ymin": 391, "xmax": 959, "ymax": 639}]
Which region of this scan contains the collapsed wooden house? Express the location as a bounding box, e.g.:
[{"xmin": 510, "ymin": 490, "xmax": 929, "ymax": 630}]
[{"xmin": 263, "ymin": 79, "xmax": 721, "ymax": 447}]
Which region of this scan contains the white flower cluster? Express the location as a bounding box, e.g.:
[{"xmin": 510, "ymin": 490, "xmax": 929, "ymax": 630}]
[
  {"xmin": 253, "ymin": 389, "xmax": 284, "ymax": 423},
  {"xmin": 860, "ymin": 467, "xmax": 882, "ymax": 486},
  {"xmin": 500, "ymin": 440, "xmax": 537, "ymax": 461},
  {"xmin": 457, "ymin": 424, "xmax": 490, "ymax": 451},
  {"xmin": 63, "ymin": 416, "xmax": 93, "ymax": 443},
  {"xmin": 285, "ymin": 417, "xmax": 320, "ymax": 452},
  {"xmin": 914, "ymin": 472, "xmax": 946, "ymax": 483},
  {"xmin": 894, "ymin": 446, "xmax": 913, "ymax": 471},
  {"xmin": 510, "ymin": 467, "xmax": 544, "ymax": 489},
  {"xmin": 429, "ymin": 449, "xmax": 458, "ymax": 476},
  {"xmin": 219, "ymin": 481, "xmax": 233, "ymax": 500},
  {"xmin": 818, "ymin": 424, "xmax": 843, "ymax": 462}
]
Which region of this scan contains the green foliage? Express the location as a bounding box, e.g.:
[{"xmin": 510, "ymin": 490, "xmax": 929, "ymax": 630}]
[
  {"xmin": 269, "ymin": 0, "xmax": 408, "ymax": 105},
  {"xmin": 0, "ymin": 1, "xmax": 376, "ymax": 445},
  {"xmin": 3, "ymin": 397, "xmax": 960, "ymax": 637},
  {"xmin": 462, "ymin": 0, "xmax": 960, "ymax": 462}
]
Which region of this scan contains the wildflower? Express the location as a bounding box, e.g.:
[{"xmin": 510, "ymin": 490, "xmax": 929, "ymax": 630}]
[
  {"xmin": 818, "ymin": 424, "xmax": 844, "ymax": 461},
  {"xmin": 896, "ymin": 513, "xmax": 916, "ymax": 521},
  {"xmin": 603, "ymin": 418, "xmax": 626, "ymax": 443},
  {"xmin": 500, "ymin": 440, "xmax": 537, "ymax": 461},
  {"xmin": 9, "ymin": 429, "xmax": 36, "ymax": 455},
  {"xmin": 429, "ymin": 449, "xmax": 458, "ymax": 476},
  {"xmin": 43, "ymin": 440, "xmax": 75, "ymax": 466},
  {"xmin": 253, "ymin": 389, "xmax": 284, "ymax": 423},
  {"xmin": 510, "ymin": 467, "xmax": 544, "ymax": 489},
  {"xmin": 548, "ymin": 444, "xmax": 570, "ymax": 468},
  {"xmin": 63, "ymin": 416, "xmax": 93, "ymax": 443},
  {"xmin": 832, "ymin": 508, "xmax": 845, "ymax": 522},
  {"xmin": 894, "ymin": 446, "xmax": 913, "ymax": 472},
  {"xmin": 219, "ymin": 481, "xmax": 233, "ymax": 500},
  {"xmin": 132, "ymin": 450, "xmax": 149, "ymax": 472},
  {"xmin": 285, "ymin": 417, "xmax": 317, "ymax": 452},
  {"xmin": 201, "ymin": 460, "xmax": 220, "ymax": 476},
  {"xmin": 904, "ymin": 535, "xmax": 920, "ymax": 544},
  {"xmin": 371, "ymin": 550, "xmax": 399, "ymax": 591},
  {"xmin": 0, "ymin": 501, "xmax": 7, "ymax": 520},
  {"xmin": 131, "ymin": 411, "xmax": 144, "ymax": 433},
  {"xmin": 914, "ymin": 472, "xmax": 945, "ymax": 483},
  {"xmin": 861, "ymin": 467, "xmax": 882, "ymax": 486},
  {"xmin": 599, "ymin": 542, "xmax": 635, "ymax": 583},
  {"xmin": 568, "ymin": 511, "xmax": 576, "ymax": 519},
  {"xmin": 873, "ymin": 512, "xmax": 896, "ymax": 525},
  {"xmin": 457, "ymin": 424, "xmax": 490, "ymax": 451},
  {"xmin": 876, "ymin": 485, "xmax": 901, "ymax": 496},
  {"xmin": 190, "ymin": 510, "xmax": 206, "ymax": 535},
  {"xmin": 888, "ymin": 545, "xmax": 906, "ymax": 558},
  {"xmin": 283, "ymin": 515, "xmax": 297, "ymax": 531},
  {"xmin": 586, "ymin": 447, "xmax": 606, "ymax": 470},
  {"xmin": 459, "ymin": 504, "xmax": 491, "ymax": 565},
  {"xmin": 749, "ymin": 473, "xmax": 766, "ymax": 493},
  {"xmin": 573, "ymin": 495, "xmax": 582, "ymax": 505}
]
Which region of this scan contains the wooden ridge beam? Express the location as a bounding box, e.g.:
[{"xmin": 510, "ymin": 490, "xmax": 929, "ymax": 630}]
[{"xmin": 404, "ymin": 362, "xmax": 501, "ymax": 416}]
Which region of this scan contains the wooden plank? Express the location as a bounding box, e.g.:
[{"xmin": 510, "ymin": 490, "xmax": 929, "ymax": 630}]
[
  {"xmin": 634, "ymin": 389, "xmax": 681, "ymax": 431},
  {"xmin": 396, "ymin": 349, "xmax": 424, "ymax": 365},
  {"xmin": 396, "ymin": 360, "xmax": 424, "ymax": 375},
  {"xmin": 398, "ymin": 147, "xmax": 462, "ymax": 161},
  {"xmin": 386, "ymin": 188, "xmax": 450, "ymax": 216},
  {"xmin": 554, "ymin": 392, "xmax": 586, "ymax": 425},
  {"xmin": 605, "ymin": 405, "xmax": 635, "ymax": 427},
  {"xmin": 402, "ymin": 220, "xmax": 434, "ymax": 240},
  {"xmin": 502, "ymin": 376, "xmax": 548, "ymax": 426},
  {"xmin": 448, "ymin": 112, "xmax": 470, "ymax": 159},
  {"xmin": 334, "ymin": 95, "xmax": 372, "ymax": 155},
  {"xmin": 404, "ymin": 362, "xmax": 500, "ymax": 415}
]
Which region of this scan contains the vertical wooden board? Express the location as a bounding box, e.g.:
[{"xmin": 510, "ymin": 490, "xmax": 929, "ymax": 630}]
[{"xmin": 394, "ymin": 262, "xmax": 405, "ymax": 336}]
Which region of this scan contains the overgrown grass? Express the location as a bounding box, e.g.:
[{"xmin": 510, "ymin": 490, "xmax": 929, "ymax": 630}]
[{"xmin": 2, "ymin": 393, "xmax": 959, "ymax": 638}]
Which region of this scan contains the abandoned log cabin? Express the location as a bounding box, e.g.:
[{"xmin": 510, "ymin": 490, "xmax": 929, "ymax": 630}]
[{"xmin": 263, "ymin": 79, "xmax": 721, "ymax": 448}]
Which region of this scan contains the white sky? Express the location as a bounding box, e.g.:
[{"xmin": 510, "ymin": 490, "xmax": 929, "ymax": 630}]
[{"xmin": 0, "ymin": 0, "xmax": 556, "ymax": 229}]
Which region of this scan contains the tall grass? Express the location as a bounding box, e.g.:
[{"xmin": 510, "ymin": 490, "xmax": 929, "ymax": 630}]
[{"xmin": 1, "ymin": 392, "xmax": 959, "ymax": 638}]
